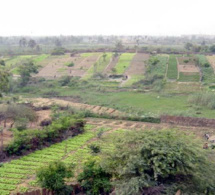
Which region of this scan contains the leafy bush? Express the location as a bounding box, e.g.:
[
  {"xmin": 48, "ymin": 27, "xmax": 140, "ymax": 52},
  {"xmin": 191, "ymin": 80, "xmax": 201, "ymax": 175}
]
[
  {"xmin": 66, "ymin": 62, "xmax": 74, "ymax": 67},
  {"xmin": 59, "ymin": 76, "xmax": 72, "ymax": 86},
  {"xmin": 37, "ymin": 161, "xmax": 73, "ymax": 194},
  {"xmin": 78, "ymin": 160, "xmax": 112, "ymax": 195},
  {"xmin": 51, "ymin": 47, "xmax": 66, "ymax": 55},
  {"xmin": 103, "ymin": 129, "xmax": 215, "ymax": 195},
  {"xmin": 204, "ymin": 62, "xmax": 210, "ymax": 67},
  {"xmin": 88, "ymin": 143, "xmax": 101, "ymax": 154}
]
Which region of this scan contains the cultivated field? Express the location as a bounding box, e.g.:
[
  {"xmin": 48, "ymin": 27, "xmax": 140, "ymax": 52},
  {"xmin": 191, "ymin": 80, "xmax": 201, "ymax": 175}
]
[
  {"xmin": 123, "ymin": 53, "xmax": 149, "ymax": 86},
  {"xmin": 177, "ymin": 56, "xmax": 200, "ymax": 82},
  {"xmin": 0, "ymin": 116, "xmax": 214, "ymax": 194}
]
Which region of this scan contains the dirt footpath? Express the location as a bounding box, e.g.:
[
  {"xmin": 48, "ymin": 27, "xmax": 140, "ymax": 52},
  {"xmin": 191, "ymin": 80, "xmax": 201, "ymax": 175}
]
[{"xmin": 26, "ymin": 98, "xmax": 125, "ymax": 117}]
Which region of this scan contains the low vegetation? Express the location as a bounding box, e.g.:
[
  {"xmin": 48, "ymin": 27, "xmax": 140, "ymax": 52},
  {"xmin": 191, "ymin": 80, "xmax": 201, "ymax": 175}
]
[
  {"xmin": 167, "ymin": 55, "xmax": 178, "ymax": 80},
  {"xmin": 114, "ymin": 53, "xmax": 135, "ymax": 74},
  {"xmin": 188, "ymin": 92, "xmax": 215, "ymax": 109}
]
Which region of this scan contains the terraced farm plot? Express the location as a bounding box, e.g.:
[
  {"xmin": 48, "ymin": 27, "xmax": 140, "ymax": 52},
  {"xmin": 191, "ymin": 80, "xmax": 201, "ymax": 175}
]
[
  {"xmin": 2, "ymin": 117, "xmax": 215, "ymax": 194},
  {"xmin": 177, "ymin": 56, "xmax": 200, "ymax": 82},
  {"xmin": 35, "ymin": 53, "xmax": 101, "ymax": 79},
  {"xmin": 178, "ymin": 72, "xmax": 200, "ymax": 82},
  {"xmin": 104, "ymin": 56, "xmax": 119, "ymax": 74},
  {"xmin": 83, "ymin": 53, "xmax": 112, "ymax": 79},
  {"xmin": 0, "ymin": 125, "xmax": 96, "ymax": 194},
  {"xmin": 167, "ymin": 55, "xmax": 178, "ymax": 80},
  {"xmin": 114, "ymin": 53, "xmax": 135, "ymax": 74},
  {"xmin": 123, "ymin": 53, "xmax": 149, "ymax": 86},
  {"xmin": 207, "ymin": 55, "xmax": 215, "ymax": 72}
]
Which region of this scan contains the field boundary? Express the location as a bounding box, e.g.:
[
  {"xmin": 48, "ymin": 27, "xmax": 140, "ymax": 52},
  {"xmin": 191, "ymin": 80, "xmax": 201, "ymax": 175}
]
[{"xmin": 161, "ymin": 115, "xmax": 215, "ymax": 128}]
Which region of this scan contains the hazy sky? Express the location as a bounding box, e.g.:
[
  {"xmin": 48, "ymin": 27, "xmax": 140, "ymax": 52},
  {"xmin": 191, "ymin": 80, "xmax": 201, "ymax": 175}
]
[{"xmin": 1, "ymin": 0, "xmax": 215, "ymax": 36}]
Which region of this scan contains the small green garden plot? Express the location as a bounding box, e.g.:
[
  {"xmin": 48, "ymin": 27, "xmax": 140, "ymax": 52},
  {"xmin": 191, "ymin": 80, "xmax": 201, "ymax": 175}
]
[
  {"xmin": 32, "ymin": 54, "xmax": 49, "ymax": 64},
  {"xmin": 167, "ymin": 55, "xmax": 178, "ymax": 80},
  {"xmin": 115, "ymin": 53, "xmax": 135, "ymax": 74},
  {"xmin": 81, "ymin": 53, "xmax": 98, "ymax": 57},
  {"xmin": 196, "ymin": 55, "xmax": 215, "ymax": 83},
  {"xmin": 178, "ymin": 72, "xmax": 200, "ymax": 82}
]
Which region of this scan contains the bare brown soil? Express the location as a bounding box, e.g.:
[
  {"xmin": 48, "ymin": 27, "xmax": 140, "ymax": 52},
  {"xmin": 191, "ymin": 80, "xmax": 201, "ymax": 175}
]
[
  {"xmin": 207, "ymin": 55, "xmax": 215, "ymax": 73},
  {"xmin": 125, "ymin": 53, "xmax": 149, "ymax": 75},
  {"xmin": 35, "ymin": 53, "xmax": 100, "ymax": 79},
  {"xmin": 177, "ymin": 57, "xmax": 196, "ymax": 65},
  {"xmin": 104, "ymin": 56, "xmax": 119, "ymax": 74}
]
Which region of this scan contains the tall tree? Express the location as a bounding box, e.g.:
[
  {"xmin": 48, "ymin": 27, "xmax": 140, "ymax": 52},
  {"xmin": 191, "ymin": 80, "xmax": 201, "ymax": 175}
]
[
  {"xmin": 115, "ymin": 40, "xmax": 124, "ymax": 51},
  {"xmin": 28, "ymin": 39, "xmax": 37, "ymax": 49},
  {"xmin": 18, "ymin": 61, "xmax": 38, "ymax": 86},
  {"xmin": 19, "ymin": 38, "xmax": 27, "ymax": 47}
]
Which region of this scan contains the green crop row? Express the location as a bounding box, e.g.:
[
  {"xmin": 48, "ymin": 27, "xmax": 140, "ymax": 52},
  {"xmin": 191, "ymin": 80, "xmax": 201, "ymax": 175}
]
[
  {"xmin": 167, "ymin": 55, "xmax": 178, "ymax": 80},
  {"xmin": 0, "ymin": 128, "xmax": 96, "ymax": 193},
  {"xmin": 115, "ymin": 53, "xmax": 135, "ymax": 74}
]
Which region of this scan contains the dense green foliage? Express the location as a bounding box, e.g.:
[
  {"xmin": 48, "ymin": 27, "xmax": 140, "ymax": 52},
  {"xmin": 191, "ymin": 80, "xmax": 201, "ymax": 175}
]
[
  {"xmin": 0, "ymin": 69, "xmax": 10, "ymax": 96},
  {"xmin": 51, "ymin": 47, "xmax": 66, "ymax": 55},
  {"xmin": 18, "ymin": 61, "xmax": 38, "ymax": 86},
  {"xmin": 5, "ymin": 115, "xmax": 85, "ymax": 155},
  {"xmin": 78, "ymin": 160, "xmax": 112, "ymax": 195},
  {"xmin": 37, "ymin": 161, "xmax": 73, "ymax": 194},
  {"xmin": 103, "ymin": 130, "xmax": 215, "ymax": 195}
]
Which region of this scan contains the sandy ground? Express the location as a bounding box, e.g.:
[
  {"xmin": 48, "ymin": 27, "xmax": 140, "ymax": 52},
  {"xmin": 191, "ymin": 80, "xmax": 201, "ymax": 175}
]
[
  {"xmin": 207, "ymin": 55, "xmax": 215, "ymax": 73},
  {"xmin": 35, "ymin": 53, "xmax": 101, "ymax": 79},
  {"xmin": 124, "ymin": 53, "xmax": 149, "ymax": 75}
]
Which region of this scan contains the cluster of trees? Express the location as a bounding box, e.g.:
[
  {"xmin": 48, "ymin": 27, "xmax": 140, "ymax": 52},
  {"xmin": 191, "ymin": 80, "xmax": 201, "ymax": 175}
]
[
  {"xmin": 19, "ymin": 38, "xmax": 41, "ymax": 51},
  {"xmin": 18, "ymin": 61, "xmax": 39, "ymax": 86},
  {"xmin": 36, "ymin": 129, "xmax": 215, "ymax": 195},
  {"xmin": 185, "ymin": 42, "xmax": 215, "ymax": 53}
]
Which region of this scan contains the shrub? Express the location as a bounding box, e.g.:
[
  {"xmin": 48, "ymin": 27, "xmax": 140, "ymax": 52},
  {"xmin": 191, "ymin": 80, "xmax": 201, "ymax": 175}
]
[
  {"xmin": 59, "ymin": 76, "xmax": 72, "ymax": 86},
  {"xmin": 51, "ymin": 47, "xmax": 66, "ymax": 55},
  {"xmin": 204, "ymin": 62, "xmax": 210, "ymax": 67},
  {"xmin": 103, "ymin": 129, "xmax": 215, "ymax": 195},
  {"xmin": 88, "ymin": 143, "xmax": 101, "ymax": 154},
  {"xmin": 37, "ymin": 161, "xmax": 73, "ymax": 194},
  {"xmin": 78, "ymin": 160, "xmax": 112, "ymax": 195},
  {"xmin": 66, "ymin": 62, "xmax": 74, "ymax": 67}
]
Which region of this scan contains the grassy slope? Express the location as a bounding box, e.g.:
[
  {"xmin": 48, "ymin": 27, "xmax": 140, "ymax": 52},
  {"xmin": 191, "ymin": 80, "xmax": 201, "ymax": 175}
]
[
  {"xmin": 115, "ymin": 53, "xmax": 135, "ymax": 74},
  {"xmin": 178, "ymin": 72, "xmax": 200, "ymax": 82},
  {"xmin": 167, "ymin": 55, "xmax": 178, "ymax": 80},
  {"xmin": 197, "ymin": 55, "xmax": 215, "ymax": 84},
  {"xmin": 27, "ymin": 83, "xmax": 215, "ymax": 119},
  {"xmin": 5, "ymin": 55, "xmax": 49, "ymax": 74}
]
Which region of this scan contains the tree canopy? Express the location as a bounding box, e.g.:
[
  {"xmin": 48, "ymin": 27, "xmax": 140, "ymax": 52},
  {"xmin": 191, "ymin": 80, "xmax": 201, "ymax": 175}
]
[
  {"xmin": 0, "ymin": 69, "xmax": 10, "ymax": 96},
  {"xmin": 102, "ymin": 129, "xmax": 215, "ymax": 195}
]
